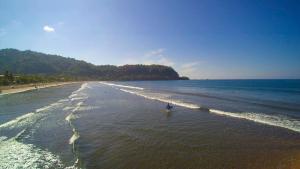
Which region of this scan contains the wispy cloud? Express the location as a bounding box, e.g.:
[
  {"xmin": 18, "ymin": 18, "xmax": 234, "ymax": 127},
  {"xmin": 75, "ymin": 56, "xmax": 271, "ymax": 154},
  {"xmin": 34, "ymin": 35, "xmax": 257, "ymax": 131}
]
[
  {"xmin": 122, "ymin": 48, "xmax": 174, "ymax": 66},
  {"xmin": 143, "ymin": 57, "xmax": 175, "ymax": 66},
  {"xmin": 122, "ymin": 48, "xmax": 201, "ymax": 79},
  {"xmin": 143, "ymin": 49, "xmax": 174, "ymax": 66},
  {"xmin": 179, "ymin": 62, "xmax": 200, "ymax": 78},
  {"xmin": 43, "ymin": 25, "xmax": 55, "ymax": 32},
  {"xmin": 144, "ymin": 48, "xmax": 165, "ymax": 57}
]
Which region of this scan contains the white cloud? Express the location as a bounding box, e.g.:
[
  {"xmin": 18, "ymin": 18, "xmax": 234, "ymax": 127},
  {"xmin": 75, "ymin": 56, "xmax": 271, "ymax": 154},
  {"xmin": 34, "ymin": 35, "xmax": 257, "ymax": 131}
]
[
  {"xmin": 142, "ymin": 48, "xmax": 174, "ymax": 66},
  {"xmin": 144, "ymin": 48, "xmax": 165, "ymax": 57},
  {"xmin": 43, "ymin": 25, "xmax": 55, "ymax": 32},
  {"xmin": 122, "ymin": 48, "xmax": 174, "ymax": 66},
  {"xmin": 144, "ymin": 56, "xmax": 175, "ymax": 66}
]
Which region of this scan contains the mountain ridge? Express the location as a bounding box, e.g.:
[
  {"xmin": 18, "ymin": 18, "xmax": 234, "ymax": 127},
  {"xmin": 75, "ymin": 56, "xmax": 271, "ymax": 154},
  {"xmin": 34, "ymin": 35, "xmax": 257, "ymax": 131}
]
[{"xmin": 0, "ymin": 48, "xmax": 189, "ymax": 81}]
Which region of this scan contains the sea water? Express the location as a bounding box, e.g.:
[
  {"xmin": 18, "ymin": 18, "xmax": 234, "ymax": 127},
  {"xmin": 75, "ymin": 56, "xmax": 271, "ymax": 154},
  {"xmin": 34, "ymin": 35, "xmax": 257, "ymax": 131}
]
[{"xmin": 0, "ymin": 80, "xmax": 300, "ymax": 169}]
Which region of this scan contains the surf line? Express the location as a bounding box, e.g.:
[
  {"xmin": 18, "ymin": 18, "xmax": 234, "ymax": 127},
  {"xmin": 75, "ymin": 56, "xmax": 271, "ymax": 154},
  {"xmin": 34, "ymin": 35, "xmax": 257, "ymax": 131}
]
[
  {"xmin": 64, "ymin": 83, "xmax": 89, "ymax": 169},
  {"xmin": 99, "ymin": 82, "xmax": 144, "ymax": 90},
  {"xmin": 0, "ymin": 101, "xmax": 63, "ymax": 129},
  {"xmin": 119, "ymin": 89, "xmax": 300, "ymax": 133},
  {"xmin": 65, "ymin": 102, "xmax": 83, "ymax": 149},
  {"xmin": 120, "ymin": 89, "xmax": 200, "ymax": 109},
  {"xmin": 64, "ymin": 103, "xmax": 82, "ymax": 169},
  {"xmin": 209, "ymin": 109, "xmax": 300, "ymax": 133},
  {"xmin": 65, "ymin": 82, "xmax": 90, "ymax": 148}
]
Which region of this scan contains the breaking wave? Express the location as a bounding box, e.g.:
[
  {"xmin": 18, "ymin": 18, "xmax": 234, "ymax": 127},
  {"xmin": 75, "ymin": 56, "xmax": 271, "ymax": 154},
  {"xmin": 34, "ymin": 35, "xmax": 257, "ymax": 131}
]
[
  {"xmin": 0, "ymin": 83, "xmax": 89, "ymax": 169},
  {"xmin": 209, "ymin": 109, "xmax": 300, "ymax": 133},
  {"xmin": 119, "ymin": 88, "xmax": 300, "ymax": 133},
  {"xmin": 0, "ymin": 112, "xmax": 36, "ymax": 129},
  {"xmin": 76, "ymin": 83, "xmax": 90, "ymax": 92},
  {"xmin": 0, "ymin": 100, "xmax": 69, "ymax": 168},
  {"xmin": 64, "ymin": 83, "xmax": 92, "ymax": 169},
  {"xmin": 71, "ymin": 97, "xmax": 88, "ymax": 101},
  {"xmin": 65, "ymin": 82, "xmax": 91, "ymax": 148},
  {"xmin": 120, "ymin": 89, "xmax": 200, "ymax": 109},
  {"xmin": 65, "ymin": 113, "xmax": 78, "ymax": 123},
  {"xmin": 69, "ymin": 129, "xmax": 80, "ymax": 145},
  {"xmin": 0, "ymin": 102, "xmax": 62, "ymax": 130},
  {"xmin": 0, "ymin": 138, "xmax": 64, "ymax": 169},
  {"xmin": 99, "ymin": 82, "xmax": 144, "ymax": 90},
  {"xmin": 63, "ymin": 83, "xmax": 92, "ymax": 168}
]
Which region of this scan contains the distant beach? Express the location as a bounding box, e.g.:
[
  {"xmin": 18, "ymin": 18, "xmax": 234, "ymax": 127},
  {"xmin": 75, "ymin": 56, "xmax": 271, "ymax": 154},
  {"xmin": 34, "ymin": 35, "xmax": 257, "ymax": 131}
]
[{"xmin": 0, "ymin": 82, "xmax": 80, "ymax": 95}]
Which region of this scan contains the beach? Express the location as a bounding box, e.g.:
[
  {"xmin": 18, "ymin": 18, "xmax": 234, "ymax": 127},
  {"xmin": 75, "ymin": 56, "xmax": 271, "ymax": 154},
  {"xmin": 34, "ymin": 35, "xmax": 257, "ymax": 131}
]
[
  {"xmin": 0, "ymin": 82, "xmax": 81, "ymax": 95},
  {"xmin": 0, "ymin": 81, "xmax": 300, "ymax": 169}
]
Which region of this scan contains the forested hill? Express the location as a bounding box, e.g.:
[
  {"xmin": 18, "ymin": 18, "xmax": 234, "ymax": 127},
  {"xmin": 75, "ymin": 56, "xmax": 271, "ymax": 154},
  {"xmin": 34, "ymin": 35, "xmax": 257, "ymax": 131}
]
[{"xmin": 0, "ymin": 49, "xmax": 188, "ymax": 80}]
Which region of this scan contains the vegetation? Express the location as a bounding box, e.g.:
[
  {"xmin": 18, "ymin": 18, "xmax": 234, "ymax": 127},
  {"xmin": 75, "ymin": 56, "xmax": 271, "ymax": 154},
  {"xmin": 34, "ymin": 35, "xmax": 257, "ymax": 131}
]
[
  {"xmin": 0, "ymin": 48, "xmax": 189, "ymax": 86},
  {"xmin": 0, "ymin": 71, "xmax": 74, "ymax": 86}
]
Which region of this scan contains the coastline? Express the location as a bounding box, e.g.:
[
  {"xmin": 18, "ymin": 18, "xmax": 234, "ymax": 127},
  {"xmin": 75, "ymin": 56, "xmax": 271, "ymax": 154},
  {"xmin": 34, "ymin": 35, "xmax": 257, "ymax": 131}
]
[
  {"xmin": 0, "ymin": 81, "xmax": 299, "ymax": 169},
  {"xmin": 0, "ymin": 82, "xmax": 81, "ymax": 95}
]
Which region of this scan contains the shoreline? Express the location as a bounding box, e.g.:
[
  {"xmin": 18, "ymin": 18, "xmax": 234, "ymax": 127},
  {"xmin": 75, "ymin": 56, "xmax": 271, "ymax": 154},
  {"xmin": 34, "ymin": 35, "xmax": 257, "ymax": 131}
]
[{"xmin": 0, "ymin": 82, "xmax": 81, "ymax": 95}]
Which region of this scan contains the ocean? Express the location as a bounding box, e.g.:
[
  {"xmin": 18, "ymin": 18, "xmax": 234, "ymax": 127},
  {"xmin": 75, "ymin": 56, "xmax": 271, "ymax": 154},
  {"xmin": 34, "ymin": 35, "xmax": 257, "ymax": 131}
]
[{"xmin": 0, "ymin": 80, "xmax": 300, "ymax": 169}]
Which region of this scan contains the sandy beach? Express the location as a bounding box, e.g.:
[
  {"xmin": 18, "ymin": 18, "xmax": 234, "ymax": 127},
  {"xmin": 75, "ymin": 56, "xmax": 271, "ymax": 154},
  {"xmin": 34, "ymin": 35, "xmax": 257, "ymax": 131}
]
[{"xmin": 0, "ymin": 82, "xmax": 81, "ymax": 95}]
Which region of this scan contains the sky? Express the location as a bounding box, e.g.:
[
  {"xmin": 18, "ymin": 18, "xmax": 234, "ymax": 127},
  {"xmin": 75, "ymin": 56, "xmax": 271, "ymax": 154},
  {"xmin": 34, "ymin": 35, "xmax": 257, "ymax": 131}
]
[{"xmin": 0, "ymin": 0, "xmax": 299, "ymax": 79}]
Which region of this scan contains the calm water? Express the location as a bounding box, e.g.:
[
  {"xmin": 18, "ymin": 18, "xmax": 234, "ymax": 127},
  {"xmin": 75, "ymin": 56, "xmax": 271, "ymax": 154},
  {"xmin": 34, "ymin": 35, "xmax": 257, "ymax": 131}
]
[{"xmin": 0, "ymin": 80, "xmax": 300, "ymax": 169}]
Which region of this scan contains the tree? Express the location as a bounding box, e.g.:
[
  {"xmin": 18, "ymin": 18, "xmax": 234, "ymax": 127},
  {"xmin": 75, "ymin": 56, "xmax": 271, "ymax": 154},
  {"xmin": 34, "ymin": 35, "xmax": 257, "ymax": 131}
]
[
  {"xmin": 8, "ymin": 72, "xmax": 14, "ymax": 82},
  {"xmin": 4, "ymin": 71, "xmax": 9, "ymax": 79}
]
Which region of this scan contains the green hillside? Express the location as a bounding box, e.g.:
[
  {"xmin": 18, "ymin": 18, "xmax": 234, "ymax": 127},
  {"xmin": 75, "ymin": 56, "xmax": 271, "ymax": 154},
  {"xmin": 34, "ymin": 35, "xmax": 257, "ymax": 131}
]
[{"xmin": 0, "ymin": 49, "xmax": 188, "ymax": 81}]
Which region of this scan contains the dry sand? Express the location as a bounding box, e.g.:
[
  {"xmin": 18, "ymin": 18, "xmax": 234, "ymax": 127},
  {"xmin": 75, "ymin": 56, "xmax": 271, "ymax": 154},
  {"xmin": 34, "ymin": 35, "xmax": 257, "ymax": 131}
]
[{"xmin": 0, "ymin": 82, "xmax": 80, "ymax": 95}]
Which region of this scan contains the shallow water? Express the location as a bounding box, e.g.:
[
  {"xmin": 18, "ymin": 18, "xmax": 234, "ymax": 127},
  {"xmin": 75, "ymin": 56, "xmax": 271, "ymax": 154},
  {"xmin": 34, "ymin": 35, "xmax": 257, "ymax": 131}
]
[{"xmin": 0, "ymin": 81, "xmax": 300, "ymax": 169}]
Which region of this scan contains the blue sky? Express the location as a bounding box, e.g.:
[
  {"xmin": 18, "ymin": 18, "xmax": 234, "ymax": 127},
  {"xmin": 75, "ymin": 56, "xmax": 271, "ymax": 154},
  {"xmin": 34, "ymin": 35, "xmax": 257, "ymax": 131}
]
[{"xmin": 0, "ymin": 0, "xmax": 299, "ymax": 79}]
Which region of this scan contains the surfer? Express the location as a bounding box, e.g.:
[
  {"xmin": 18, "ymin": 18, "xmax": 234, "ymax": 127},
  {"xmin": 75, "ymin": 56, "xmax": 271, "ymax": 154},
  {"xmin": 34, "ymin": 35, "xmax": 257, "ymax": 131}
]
[{"xmin": 166, "ymin": 103, "xmax": 173, "ymax": 110}]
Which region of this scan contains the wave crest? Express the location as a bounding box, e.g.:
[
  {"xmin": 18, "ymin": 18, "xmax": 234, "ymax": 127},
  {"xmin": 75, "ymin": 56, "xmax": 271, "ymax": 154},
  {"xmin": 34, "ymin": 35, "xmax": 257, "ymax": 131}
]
[
  {"xmin": 99, "ymin": 82, "xmax": 144, "ymax": 90},
  {"xmin": 209, "ymin": 109, "xmax": 300, "ymax": 133},
  {"xmin": 119, "ymin": 88, "xmax": 300, "ymax": 133}
]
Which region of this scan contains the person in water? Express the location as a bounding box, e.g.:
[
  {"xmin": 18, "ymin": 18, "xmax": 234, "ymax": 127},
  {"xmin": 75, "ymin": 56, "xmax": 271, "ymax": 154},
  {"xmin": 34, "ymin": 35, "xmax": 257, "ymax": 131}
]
[{"xmin": 166, "ymin": 103, "xmax": 173, "ymax": 110}]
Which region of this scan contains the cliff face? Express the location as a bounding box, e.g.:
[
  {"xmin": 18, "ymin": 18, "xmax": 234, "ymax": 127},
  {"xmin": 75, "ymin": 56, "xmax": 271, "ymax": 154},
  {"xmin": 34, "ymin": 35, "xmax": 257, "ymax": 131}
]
[{"xmin": 0, "ymin": 49, "xmax": 188, "ymax": 80}]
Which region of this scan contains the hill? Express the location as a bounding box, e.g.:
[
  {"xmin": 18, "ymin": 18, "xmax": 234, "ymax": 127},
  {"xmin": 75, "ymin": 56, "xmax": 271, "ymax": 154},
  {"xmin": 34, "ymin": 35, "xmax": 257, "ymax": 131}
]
[{"xmin": 0, "ymin": 49, "xmax": 188, "ymax": 81}]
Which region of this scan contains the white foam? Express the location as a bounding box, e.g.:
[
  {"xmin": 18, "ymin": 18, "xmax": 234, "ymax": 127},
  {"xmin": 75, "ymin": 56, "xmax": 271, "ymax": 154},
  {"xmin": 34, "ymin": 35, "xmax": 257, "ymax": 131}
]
[
  {"xmin": 120, "ymin": 89, "xmax": 200, "ymax": 109},
  {"xmin": 78, "ymin": 106, "xmax": 100, "ymax": 111},
  {"xmin": 71, "ymin": 96, "xmax": 88, "ymax": 101},
  {"xmin": 69, "ymin": 83, "xmax": 89, "ymax": 99},
  {"xmin": 36, "ymin": 102, "xmax": 61, "ymax": 113},
  {"xmin": 69, "ymin": 129, "xmax": 80, "ymax": 145},
  {"xmin": 65, "ymin": 113, "xmax": 78, "ymax": 123},
  {"xmin": 0, "ymin": 136, "xmax": 7, "ymax": 142},
  {"xmin": 72, "ymin": 102, "xmax": 83, "ymax": 112},
  {"xmin": 59, "ymin": 99, "xmax": 70, "ymax": 102},
  {"xmin": 0, "ymin": 100, "xmax": 64, "ymax": 130},
  {"xmin": 68, "ymin": 83, "xmax": 89, "ymax": 104},
  {"xmin": 65, "ymin": 158, "xmax": 80, "ymax": 169},
  {"xmin": 76, "ymin": 83, "xmax": 90, "ymax": 92},
  {"xmin": 0, "ymin": 139, "xmax": 64, "ymax": 169},
  {"xmin": 209, "ymin": 109, "xmax": 300, "ymax": 133},
  {"xmin": 65, "ymin": 100, "xmax": 85, "ymax": 148},
  {"xmin": 69, "ymin": 93, "xmax": 78, "ymax": 99},
  {"xmin": 119, "ymin": 88, "xmax": 300, "ymax": 133},
  {"xmin": 77, "ymin": 102, "xmax": 83, "ymax": 106},
  {"xmin": 63, "ymin": 106, "xmax": 74, "ymax": 111},
  {"xmin": 99, "ymin": 82, "xmax": 144, "ymax": 90},
  {"xmin": 0, "ymin": 112, "xmax": 36, "ymax": 129}
]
